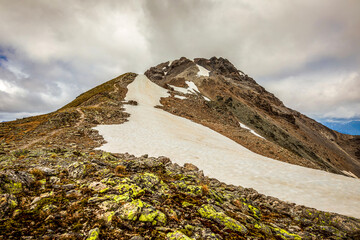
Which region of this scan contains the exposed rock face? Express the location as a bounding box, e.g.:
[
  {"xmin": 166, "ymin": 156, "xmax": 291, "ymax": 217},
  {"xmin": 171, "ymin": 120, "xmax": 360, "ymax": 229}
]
[
  {"xmin": 0, "ymin": 148, "xmax": 359, "ymax": 239},
  {"xmin": 145, "ymin": 57, "xmax": 360, "ymax": 177}
]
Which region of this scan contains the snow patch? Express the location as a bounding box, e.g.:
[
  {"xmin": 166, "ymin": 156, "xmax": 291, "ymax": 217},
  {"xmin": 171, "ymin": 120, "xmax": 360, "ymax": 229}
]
[
  {"xmin": 196, "ymin": 64, "xmax": 210, "ymax": 77},
  {"xmin": 169, "ymin": 82, "xmax": 210, "ymax": 101},
  {"xmin": 174, "ymin": 95, "xmax": 187, "ymax": 100},
  {"xmin": 239, "ymin": 122, "xmax": 265, "ymax": 139},
  {"xmin": 185, "ymin": 81, "xmax": 200, "ymax": 93},
  {"xmin": 95, "ymin": 74, "xmax": 360, "ymax": 218}
]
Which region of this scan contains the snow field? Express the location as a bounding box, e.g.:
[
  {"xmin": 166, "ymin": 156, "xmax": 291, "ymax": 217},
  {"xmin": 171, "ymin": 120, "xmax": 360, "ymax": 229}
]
[{"xmin": 95, "ymin": 75, "xmax": 360, "ymax": 218}]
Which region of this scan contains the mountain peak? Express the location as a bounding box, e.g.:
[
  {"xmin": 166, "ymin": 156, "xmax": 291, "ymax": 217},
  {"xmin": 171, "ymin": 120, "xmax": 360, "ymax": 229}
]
[{"xmin": 145, "ymin": 56, "xmax": 256, "ymax": 84}]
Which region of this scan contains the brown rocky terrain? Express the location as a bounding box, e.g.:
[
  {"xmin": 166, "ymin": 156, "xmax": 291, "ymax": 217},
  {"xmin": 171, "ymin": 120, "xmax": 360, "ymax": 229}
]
[{"xmin": 145, "ymin": 57, "xmax": 360, "ymax": 177}]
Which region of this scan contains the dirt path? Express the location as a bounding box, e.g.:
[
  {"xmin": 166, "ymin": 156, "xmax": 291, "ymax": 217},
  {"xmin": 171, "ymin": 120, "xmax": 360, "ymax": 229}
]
[
  {"xmin": 20, "ymin": 108, "xmax": 86, "ymax": 149},
  {"xmin": 75, "ymin": 108, "xmax": 85, "ymax": 128},
  {"xmin": 19, "ymin": 128, "xmax": 62, "ymax": 150}
]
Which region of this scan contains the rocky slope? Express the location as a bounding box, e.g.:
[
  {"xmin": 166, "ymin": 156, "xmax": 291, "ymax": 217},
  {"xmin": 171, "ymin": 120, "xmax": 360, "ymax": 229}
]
[
  {"xmin": 145, "ymin": 57, "xmax": 360, "ymax": 177},
  {"xmin": 1, "ymin": 147, "xmax": 360, "ymax": 239},
  {"xmin": 0, "ymin": 57, "xmax": 360, "ymax": 239}
]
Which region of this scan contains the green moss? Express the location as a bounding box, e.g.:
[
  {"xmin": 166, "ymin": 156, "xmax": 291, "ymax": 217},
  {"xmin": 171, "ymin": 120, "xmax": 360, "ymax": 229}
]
[{"xmin": 198, "ymin": 204, "xmax": 247, "ymax": 234}]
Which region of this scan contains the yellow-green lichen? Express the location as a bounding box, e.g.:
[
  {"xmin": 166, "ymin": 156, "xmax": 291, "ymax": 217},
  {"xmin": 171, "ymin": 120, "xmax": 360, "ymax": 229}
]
[
  {"xmin": 198, "ymin": 204, "xmax": 247, "ymax": 234},
  {"xmin": 173, "ymin": 181, "xmax": 203, "ymax": 197},
  {"xmin": 139, "ymin": 207, "xmax": 167, "ymax": 225},
  {"xmin": 271, "ymin": 227, "xmax": 302, "ymax": 240},
  {"xmin": 118, "ymin": 199, "xmax": 144, "ymax": 221},
  {"xmin": 5, "ymin": 182, "xmax": 22, "ymax": 194},
  {"xmin": 86, "ymin": 228, "xmax": 100, "ymax": 240},
  {"xmin": 241, "ymin": 201, "xmax": 261, "ymax": 220},
  {"xmin": 117, "ymin": 180, "xmax": 145, "ymax": 198},
  {"xmin": 182, "ymin": 201, "xmax": 195, "ymax": 208},
  {"xmin": 107, "ymin": 211, "xmax": 115, "ymax": 223},
  {"xmin": 166, "ymin": 230, "xmax": 194, "ymax": 240}
]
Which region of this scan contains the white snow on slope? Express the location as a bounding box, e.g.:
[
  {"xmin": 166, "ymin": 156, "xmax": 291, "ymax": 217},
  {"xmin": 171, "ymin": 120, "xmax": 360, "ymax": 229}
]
[
  {"xmin": 239, "ymin": 122, "xmax": 265, "ymax": 139},
  {"xmin": 185, "ymin": 81, "xmax": 200, "ymax": 93},
  {"xmin": 174, "ymin": 95, "xmax": 187, "ymax": 100},
  {"xmin": 169, "ymin": 81, "xmax": 210, "ymax": 101},
  {"xmin": 95, "ymin": 75, "xmax": 360, "ymax": 218},
  {"xmin": 196, "ymin": 64, "xmax": 210, "ymax": 77}
]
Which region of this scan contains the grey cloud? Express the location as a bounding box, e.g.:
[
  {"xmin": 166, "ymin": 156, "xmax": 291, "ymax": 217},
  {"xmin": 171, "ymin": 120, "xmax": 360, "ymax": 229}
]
[
  {"xmin": 0, "ymin": 0, "xmax": 359, "ymax": 121},
  {"xmin": 265, "ymin": 71, "xmax": 360, "ymax": 119}
]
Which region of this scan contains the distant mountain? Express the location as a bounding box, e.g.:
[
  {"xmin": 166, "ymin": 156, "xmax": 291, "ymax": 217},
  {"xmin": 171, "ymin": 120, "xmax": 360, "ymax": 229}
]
[{"xmin": 321, "ymin": 119, "xmax": 360, "ymax": 135}]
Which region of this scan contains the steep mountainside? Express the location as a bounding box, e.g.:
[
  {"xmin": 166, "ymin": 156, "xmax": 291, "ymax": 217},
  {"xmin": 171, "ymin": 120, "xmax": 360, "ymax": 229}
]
[{"xmin": 145, "ymin": 57, "xmax": 360, "ymax": 178}]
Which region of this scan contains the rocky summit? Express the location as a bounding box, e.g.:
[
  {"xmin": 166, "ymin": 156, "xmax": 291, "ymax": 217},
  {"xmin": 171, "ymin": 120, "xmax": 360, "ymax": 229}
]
[{"xmin": 0, "ymin": 57, "xmax": 360, "ymax": 239}]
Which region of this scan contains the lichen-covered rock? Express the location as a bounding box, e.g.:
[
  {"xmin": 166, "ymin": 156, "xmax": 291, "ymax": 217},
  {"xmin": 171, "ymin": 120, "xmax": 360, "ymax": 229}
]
[
  {"xmin": 134, "ymin": 172, "xmax": 160, "ymax": 191},
  {"xmin": 0, "ymin": 170, "xmax": 34, "ymax": 194},
  {"xmin": 0, "ymin": 148, "xmax": 359, "ymax": 239},
  {"xmin": 0, "ymin": 194, "xmax": 18, "ymax": 217},
  {"xmin": 86, "ymin": 227, "xmax": 100, "ymax": 240},
  {"xmin": 173, "ymin": 180, "xmax": 203, "ymax": 197},
  {"xmin": 32, "ymin": 166, "xmax": 58, "ymax": 176},
  {"xmin": 139, "ymin": 207, "xmax": 167, "ymax": 225},
  {"xmin": 117, "ymin": 179, "xmax": 145, "ymax": 198},
  {"xmin": 198, "ymin": 204, "xmax": 248, "ymax": 234},
  {"xmin": 271, "ymin": 226, "xmax": 302, "ymax": 240},
  {"xmin": 68, "ymin": 162, "xmax": 87, "ymax": 178},
  {"xmin": 166, "ymin": 230, "xmax": 194, "ymax": 240},
  {"xmin": 117, "ymin": 199, "xmax": 144, "ymax": 221},
  {"xmin": 88, "ymin": 181, "xmax": 108, "ymax": 192}
]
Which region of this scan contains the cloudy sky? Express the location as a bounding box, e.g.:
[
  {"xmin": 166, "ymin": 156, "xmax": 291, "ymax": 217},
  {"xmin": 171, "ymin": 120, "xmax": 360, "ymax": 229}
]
[{"xmin": 0, "ymin": 0, "xmax": 359, "ymax": 124}]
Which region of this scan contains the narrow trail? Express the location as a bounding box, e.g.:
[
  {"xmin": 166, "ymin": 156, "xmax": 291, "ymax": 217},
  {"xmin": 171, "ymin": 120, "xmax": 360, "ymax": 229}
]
[
  {"xmin": 20, "ymin": 108, "xmax": 86, "ymax": 149},
  {"xmin": 75, "ymin": 108, "xmax": 86, "ymax": 128},
  {"xmin": 19, "ymin": 128, "xmax": 62, "ymax": 150}
]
